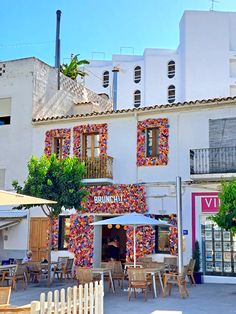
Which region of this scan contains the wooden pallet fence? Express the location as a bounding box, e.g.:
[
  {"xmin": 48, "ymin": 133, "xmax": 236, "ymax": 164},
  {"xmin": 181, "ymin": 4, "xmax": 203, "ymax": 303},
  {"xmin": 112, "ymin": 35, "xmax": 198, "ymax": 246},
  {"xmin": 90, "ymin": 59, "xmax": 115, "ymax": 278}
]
[{"xmin": 29, "ymin": 280, "xmax": 104, "ymax": 314}]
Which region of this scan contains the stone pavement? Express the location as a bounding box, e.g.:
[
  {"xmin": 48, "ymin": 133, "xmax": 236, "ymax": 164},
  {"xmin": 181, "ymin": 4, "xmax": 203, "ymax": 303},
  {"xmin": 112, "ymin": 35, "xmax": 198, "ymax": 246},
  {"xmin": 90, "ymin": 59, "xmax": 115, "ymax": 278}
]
[{"xmin": 9, "ymin": 280, "xmax": 236, "ymax": 314}]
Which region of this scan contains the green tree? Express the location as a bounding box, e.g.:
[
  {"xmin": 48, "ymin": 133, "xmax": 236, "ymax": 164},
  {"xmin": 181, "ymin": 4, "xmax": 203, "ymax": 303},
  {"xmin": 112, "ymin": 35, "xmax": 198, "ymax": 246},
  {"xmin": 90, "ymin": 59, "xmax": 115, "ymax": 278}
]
[
  {"xmin": 12, "ymin": 154, "xmax": 87, "ymax": 284},
  {"xmin": 60, "ymin": 54, "xmax": 89, "ymax": 80},
  {"xmin": 211, "ymin": 180, "xmax": 236, "ymax": 234}
]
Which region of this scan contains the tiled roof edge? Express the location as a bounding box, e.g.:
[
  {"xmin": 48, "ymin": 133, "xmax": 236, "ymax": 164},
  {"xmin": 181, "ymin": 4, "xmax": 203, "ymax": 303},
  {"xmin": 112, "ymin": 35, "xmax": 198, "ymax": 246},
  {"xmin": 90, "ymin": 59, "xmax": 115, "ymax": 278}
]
[{"xmin": 32, "ymin": 96, "xmax": 236, "ymax": 123}]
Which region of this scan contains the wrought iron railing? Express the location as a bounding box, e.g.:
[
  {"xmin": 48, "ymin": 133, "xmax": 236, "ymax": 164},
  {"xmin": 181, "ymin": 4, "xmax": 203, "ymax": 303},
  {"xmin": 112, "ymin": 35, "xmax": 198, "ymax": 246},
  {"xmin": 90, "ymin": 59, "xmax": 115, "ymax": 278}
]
[
  {"xmin": 81, "ymin": 156, "xmax": 113, "ymax": 179},
  {"xmin": 190, "ymin": 147, "xmax": 236, "ymax": 175}
]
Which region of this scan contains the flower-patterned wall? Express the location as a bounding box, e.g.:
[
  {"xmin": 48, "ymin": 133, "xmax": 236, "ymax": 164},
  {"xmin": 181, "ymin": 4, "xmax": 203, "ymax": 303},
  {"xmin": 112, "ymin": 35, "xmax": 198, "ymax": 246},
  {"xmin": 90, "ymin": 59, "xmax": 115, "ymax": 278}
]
[
  {"xmin": 125, "ymin": 225, "xmax": 155, "ymax": 263},
  {"xmin": 68, "ymin": 215, "xmax": 94, "ymax": 267},
  {"xmin": 44, "ymin": 128, "xmax": 71, "ymax": 157},
  {"xmin": 81, "ymin": 184, "xmax": 147, "ymax": 214},
  {"xmin": 73, "ymin": 124, "xmax": 108, "ymax": 158},
  {"xmin": 169, "ymin": 214, "xmax": 178, "ymax": 255},
  {"xmin": 137, "ymin": 118, "xmax": 169, "ymax": 166}
]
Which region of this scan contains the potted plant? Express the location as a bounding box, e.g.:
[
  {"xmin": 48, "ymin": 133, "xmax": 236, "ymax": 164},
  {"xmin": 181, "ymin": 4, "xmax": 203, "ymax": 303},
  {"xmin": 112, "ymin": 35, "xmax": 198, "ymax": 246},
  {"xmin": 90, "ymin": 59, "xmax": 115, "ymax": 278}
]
[{"xmin": 193, "ymin": 240, "xmax": 202, "ymax": 284}]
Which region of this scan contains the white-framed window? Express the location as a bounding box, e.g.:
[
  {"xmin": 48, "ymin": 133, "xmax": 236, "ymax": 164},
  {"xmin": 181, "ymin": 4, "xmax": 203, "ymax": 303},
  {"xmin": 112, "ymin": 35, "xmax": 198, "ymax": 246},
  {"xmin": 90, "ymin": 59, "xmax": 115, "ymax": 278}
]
[
  {"xmin": 103, "ymin": 71, "xmax": 109, "ymax": 88},
  {"xmin": 134, "ymin": 90, "xmax": 141, "ymax": 107},
  {"xmin": 168, "ymin": 60, "xmax": 175, "ymax": 79},
  {"xmin": 134, "ymin": 66, "xmax": 141, "ymax": 83},
  {"xmin": 168, "ymin": 85, "xmax": 175, "ymax": 103}
]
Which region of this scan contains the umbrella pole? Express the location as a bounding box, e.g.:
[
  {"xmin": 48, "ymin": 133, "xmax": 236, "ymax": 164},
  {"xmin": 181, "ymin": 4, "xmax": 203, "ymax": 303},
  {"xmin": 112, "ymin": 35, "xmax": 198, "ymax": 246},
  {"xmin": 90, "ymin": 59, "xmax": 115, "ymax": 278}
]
[{"xmin": 133, "ymin": 225, "xmax": 136, "ymax": 268}]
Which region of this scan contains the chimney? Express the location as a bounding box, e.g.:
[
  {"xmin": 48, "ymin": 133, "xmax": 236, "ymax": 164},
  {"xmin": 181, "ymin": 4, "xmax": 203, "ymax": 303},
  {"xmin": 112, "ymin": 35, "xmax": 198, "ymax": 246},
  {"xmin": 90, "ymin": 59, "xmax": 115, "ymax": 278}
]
[
  {"xmin": 112, "ymin": 66, "xmax": 119, "ymax": 111},
  {"xmin": 55, "ymin": 10, "xmax": 62, "ymax": 90}
]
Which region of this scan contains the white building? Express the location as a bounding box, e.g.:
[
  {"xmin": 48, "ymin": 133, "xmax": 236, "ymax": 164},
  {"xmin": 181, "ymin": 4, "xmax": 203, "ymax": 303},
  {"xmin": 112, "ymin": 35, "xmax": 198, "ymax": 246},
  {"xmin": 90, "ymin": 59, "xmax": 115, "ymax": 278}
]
[
  {"xmin": 0, "ymin": 57, "xmax": 112, "ymax": 260},
  {"xmin": 1, "ymin": 57, "xmax": 236, "ymax": 283},
  {"xmin": 31, "ymin": 95, "xmax": 236, "ymax": 284},
  {"xmin": 83, "ymin": 10, "xmax": 236, "ymax": 109}
]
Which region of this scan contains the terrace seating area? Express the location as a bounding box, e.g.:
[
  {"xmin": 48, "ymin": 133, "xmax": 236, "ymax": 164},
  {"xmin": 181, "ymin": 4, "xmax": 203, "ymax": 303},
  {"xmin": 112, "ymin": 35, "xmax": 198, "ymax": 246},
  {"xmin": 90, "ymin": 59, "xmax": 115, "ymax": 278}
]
[{"xmin": 0, "ymin": 255, "xmax": 202, "ymax": 314}]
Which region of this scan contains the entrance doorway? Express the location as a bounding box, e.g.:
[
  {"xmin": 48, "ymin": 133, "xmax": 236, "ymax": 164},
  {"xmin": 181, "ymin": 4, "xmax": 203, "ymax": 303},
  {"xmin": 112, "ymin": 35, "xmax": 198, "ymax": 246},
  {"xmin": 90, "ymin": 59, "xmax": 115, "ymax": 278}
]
[
  {"xmin": 29, "ymin": 218, "xmax": 49, "ymax": 261},
  {"xmin": 102, "ymin": 220, "xmax": 126, "ymax": 262}
]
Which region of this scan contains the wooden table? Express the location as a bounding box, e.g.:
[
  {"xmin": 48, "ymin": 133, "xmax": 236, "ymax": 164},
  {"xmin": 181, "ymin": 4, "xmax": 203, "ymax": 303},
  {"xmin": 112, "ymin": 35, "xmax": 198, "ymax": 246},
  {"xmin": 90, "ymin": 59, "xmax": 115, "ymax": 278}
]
[
  {"xmin": 92, "ymin": 268, "xmax": 115, "ymax": 293},
  {"xmin": 145, "ymin": 267, "xmax": 165, "ymax": 298},
  {"xmin": 0, "ymin": 264, "xmax": 17, "ymax": 271}
]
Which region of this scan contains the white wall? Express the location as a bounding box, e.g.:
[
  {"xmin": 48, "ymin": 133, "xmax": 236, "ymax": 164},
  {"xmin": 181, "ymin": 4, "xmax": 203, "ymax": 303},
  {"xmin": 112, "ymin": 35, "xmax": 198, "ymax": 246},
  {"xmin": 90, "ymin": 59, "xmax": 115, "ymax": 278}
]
[{"xmin": 84, "ymin": 11, "xmax": 236, "ymax": 109}]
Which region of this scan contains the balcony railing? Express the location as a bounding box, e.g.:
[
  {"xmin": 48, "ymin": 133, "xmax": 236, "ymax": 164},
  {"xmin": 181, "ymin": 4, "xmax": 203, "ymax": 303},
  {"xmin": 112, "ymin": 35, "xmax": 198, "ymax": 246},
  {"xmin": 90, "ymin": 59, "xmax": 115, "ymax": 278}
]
[
  {"xmin": 190, "ymin": 147, "xmax": 236, "ymax": 175},
  {"xmin": 81, "ymin": 156, "xmax": 113, "ymax": 180}
]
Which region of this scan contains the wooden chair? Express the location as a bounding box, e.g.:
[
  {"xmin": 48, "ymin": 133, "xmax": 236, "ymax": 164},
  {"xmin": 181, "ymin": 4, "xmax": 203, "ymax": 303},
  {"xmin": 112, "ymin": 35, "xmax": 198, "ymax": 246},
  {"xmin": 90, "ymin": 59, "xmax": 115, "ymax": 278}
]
[
  {"xmin": 76, "ymin": 268, "xmax": 100, "ymax": 285},
  {"xmin": 62, "ymin": 258, "xmax": 74, "ymax": 280},
  {"xmin": 127, "ymin": 268, "xmax": 154, "ymax": 301},
  {"xmin": 27, "ymin": 261, "xmax": 42, "ymax": 283},
  {"xmin": 15, "ymin": 259, "xmax": 23, "ymax": 265},
  {"xmin": 138, "ymin": 257, "xmax": 153, "ymax": 263},
  {"xmin": 186, "ymin": 258, "xmax": 196, "ymax": 286},
  {"xmin": 1, "ymin": 265, "xmax": 27, "ymax": 291},
  {"xmin": 0, "ymin": 287, "xmax": 11, "ymax": 305},
  {"xmin": 163, "ymin": 266, "xmax": 189, "ymax": 298},
  {"xmin": 107, "ymin": 261, "xmax": 124, "ymax": 289},
  {"xmin": 51, "ymin": 257, "xmax": 69, "ymax": 282},
  {"xmin": 164, "ymin": 257, "xmax": 178, "ymax": 273}
]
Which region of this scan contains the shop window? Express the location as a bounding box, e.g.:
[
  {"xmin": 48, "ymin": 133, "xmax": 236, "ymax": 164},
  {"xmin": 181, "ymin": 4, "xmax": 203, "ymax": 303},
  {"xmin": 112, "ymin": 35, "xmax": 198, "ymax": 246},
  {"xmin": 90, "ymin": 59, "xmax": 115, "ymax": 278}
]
[
  {"xmin": 201, "ymin": 218, "xmax": 236, "ymax": 276},
  {"xmin": 168, "ymin": 85, "xmax": 175, "ymax": 103},
  {"xmin": 146, "ymin": 127, "xmax": 160, "ymax": 157},
  {"xmin": 58, "ymin": 216, "xmax": 70, "ymax": 250},
  {"xmin": 168, "ymin": 60, "xmax": 175, "ymax": 79},
  {"xmin": 82, "ymin": 133, "xmax": 100, "ymax": 158},
  {"xmin": 154, "ymin": 215, "xmax": 171, "ymax": 253},
  {"xmin": 103, "ymin": 71, "xmax": 109, "ymax": 88},
  {"xmin": 134, "ymin": 66, "xmax": 141, "ymax": 83},
  {"xmin": 134, "ymin": 90, "xmax": 141, "ymax": 108},
  {"xmin": 0, "ymin": 98, "xmax": 11, "ymax": 126},
  {"xmin": 53, "ymin": 137, "xmax": 63, "ymax": 159}
]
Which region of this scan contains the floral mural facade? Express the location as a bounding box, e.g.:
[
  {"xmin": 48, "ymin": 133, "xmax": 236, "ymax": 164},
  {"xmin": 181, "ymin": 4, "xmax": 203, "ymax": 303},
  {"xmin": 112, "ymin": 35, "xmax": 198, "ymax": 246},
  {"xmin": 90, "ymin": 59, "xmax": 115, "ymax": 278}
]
[
  {"xmin": 44, "ymin": 128, "xmax": 71, "ymax": 157},
  {"xmin": 43, "ymin": 120, "xmax": 177, "ymax": 267},
  {"xmin": 73, "ymin": 123, "xmax": 108, "ymax": 158},
  {"xmin": 137, "ymin": 118, "xmax": 169, "ymax": 166}
]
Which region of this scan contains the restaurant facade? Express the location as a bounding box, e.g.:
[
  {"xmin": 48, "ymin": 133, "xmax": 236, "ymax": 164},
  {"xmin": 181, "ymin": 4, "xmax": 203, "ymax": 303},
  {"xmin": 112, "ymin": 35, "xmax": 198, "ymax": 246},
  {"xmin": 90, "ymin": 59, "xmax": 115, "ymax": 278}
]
[
  {"xmin": 1, "ymin": 58, "xmax": 236, "ymax": 283},
  {"xmin": 28, "ymin": 97, "xmax": 236, "ymax": 283}
]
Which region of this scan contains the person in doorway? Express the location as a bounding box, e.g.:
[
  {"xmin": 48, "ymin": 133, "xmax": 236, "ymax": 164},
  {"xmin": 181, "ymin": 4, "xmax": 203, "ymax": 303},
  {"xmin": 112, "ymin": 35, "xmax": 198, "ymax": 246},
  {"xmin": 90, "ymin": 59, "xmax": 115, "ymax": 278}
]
[
  {"xmin": 107, "ymin": 237, "xmax": 120, "ymax": 261},
  {"xmin": 22, "ymin": 250, "xmax": 33, "ymax": 264}
]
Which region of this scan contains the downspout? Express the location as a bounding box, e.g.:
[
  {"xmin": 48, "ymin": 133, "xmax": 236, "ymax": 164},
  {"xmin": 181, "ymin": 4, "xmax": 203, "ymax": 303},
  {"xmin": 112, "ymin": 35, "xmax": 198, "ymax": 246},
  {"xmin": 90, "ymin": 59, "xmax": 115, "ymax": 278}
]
[{"xmin": 134, "ymin": 112, "xmax": 139, "ymax": 184}]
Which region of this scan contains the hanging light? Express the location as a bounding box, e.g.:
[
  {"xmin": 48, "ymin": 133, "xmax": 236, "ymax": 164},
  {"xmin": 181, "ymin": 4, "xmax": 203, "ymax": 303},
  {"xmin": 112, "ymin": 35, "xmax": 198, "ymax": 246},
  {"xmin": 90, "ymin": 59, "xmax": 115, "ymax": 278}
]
[
  {"xmin": 107, "ymin": 224, "xmax": 112, "ymax": 229},
  {"xmin": 115, "ymin": 224, "xmax": 121, "ymax": 229}
]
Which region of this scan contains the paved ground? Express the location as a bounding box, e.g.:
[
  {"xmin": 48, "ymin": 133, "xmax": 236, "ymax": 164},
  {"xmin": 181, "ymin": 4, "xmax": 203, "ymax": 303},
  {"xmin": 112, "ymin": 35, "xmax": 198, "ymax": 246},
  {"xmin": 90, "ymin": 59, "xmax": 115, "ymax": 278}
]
[{"xmin": 9, "ymin": 280, "xmax": 236, "ymax": 314}]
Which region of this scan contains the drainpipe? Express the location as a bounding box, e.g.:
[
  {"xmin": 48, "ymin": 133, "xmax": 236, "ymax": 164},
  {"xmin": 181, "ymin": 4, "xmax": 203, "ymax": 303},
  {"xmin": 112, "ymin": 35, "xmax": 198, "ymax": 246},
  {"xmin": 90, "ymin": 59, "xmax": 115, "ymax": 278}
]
[
  {"xmin": 55, "ymin": 10, "xmax": 62, "ymax": 90},
  {"xmin": 134, "ymin": 112, "xmax": 139, "ymax": 184},
  {"xmin": 176, "ymin": 176, "xmax": 183, "ymax": 273},
  {"xmin": 112, "ymin": 67, "xmax": 119, "ymax": 110}
]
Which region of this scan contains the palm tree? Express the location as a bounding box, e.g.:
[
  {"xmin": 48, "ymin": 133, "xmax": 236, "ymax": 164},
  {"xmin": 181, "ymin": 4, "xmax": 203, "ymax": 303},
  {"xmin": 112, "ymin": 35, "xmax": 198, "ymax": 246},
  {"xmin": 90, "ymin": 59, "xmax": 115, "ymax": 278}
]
[{"xmin": 60, "ymin": 54, "xmax": 89, "ymax": 80}]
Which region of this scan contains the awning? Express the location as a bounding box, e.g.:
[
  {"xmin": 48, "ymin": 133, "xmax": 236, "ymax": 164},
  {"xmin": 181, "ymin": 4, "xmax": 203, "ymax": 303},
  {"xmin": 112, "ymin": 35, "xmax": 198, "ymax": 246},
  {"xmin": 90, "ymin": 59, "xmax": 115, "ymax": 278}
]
[
  {"xmin": 0, "ymin": 190, "xmax": 57, "ymax": 206},
  {"xmin": 0, "ymin": 210, "xmax": 28, "ymax": 230},
  {"xmin": 0, "ymin": 219, "xmax": 21, "ymax": 230}
]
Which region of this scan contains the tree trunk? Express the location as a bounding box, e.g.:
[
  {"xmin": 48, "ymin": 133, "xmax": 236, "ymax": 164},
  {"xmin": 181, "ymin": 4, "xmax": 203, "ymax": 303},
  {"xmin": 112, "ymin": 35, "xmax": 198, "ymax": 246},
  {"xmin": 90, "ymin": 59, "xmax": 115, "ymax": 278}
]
[{"xmin": 47, "ymin": 216, "xmax": 53, "ymax": 286}]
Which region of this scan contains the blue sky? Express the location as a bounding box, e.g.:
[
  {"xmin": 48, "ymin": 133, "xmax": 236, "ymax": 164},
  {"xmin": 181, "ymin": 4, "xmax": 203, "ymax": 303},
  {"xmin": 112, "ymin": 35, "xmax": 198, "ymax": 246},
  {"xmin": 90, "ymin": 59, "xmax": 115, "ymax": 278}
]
[{"xmin": 1, "ymin": 0, "xmax": 236, "ymax": 65}]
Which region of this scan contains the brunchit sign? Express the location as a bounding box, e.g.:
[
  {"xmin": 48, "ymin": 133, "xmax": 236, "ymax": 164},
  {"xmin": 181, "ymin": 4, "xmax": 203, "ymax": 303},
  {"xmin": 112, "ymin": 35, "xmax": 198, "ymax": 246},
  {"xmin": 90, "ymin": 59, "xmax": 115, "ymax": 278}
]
[{"xmin": 82, "ymin": 184, "xmax": 147, "ymax": 214}]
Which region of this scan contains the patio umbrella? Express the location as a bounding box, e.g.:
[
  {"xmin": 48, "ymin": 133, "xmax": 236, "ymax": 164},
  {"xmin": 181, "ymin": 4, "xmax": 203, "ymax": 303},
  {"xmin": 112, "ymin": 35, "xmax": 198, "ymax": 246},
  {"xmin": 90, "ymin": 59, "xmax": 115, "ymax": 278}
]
[
  {"xmin": 0, "ymin": 190, "xmax": 57, "ymax": 206},
  {"xmin": 91, "ymin": 213, "xmax": 173, "ymax": 267}
]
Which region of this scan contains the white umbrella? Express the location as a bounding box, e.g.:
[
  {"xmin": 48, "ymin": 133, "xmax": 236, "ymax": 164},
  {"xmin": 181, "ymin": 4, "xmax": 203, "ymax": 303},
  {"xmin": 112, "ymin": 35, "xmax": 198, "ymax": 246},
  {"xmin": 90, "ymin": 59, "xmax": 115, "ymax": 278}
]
[
  {"xmin": 0, "ymin": 190, "xmax": 57, "ymax": 206},
  {"xmin": 92, "ymin": 213, "xmax": 173, "ymax": 267}
]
